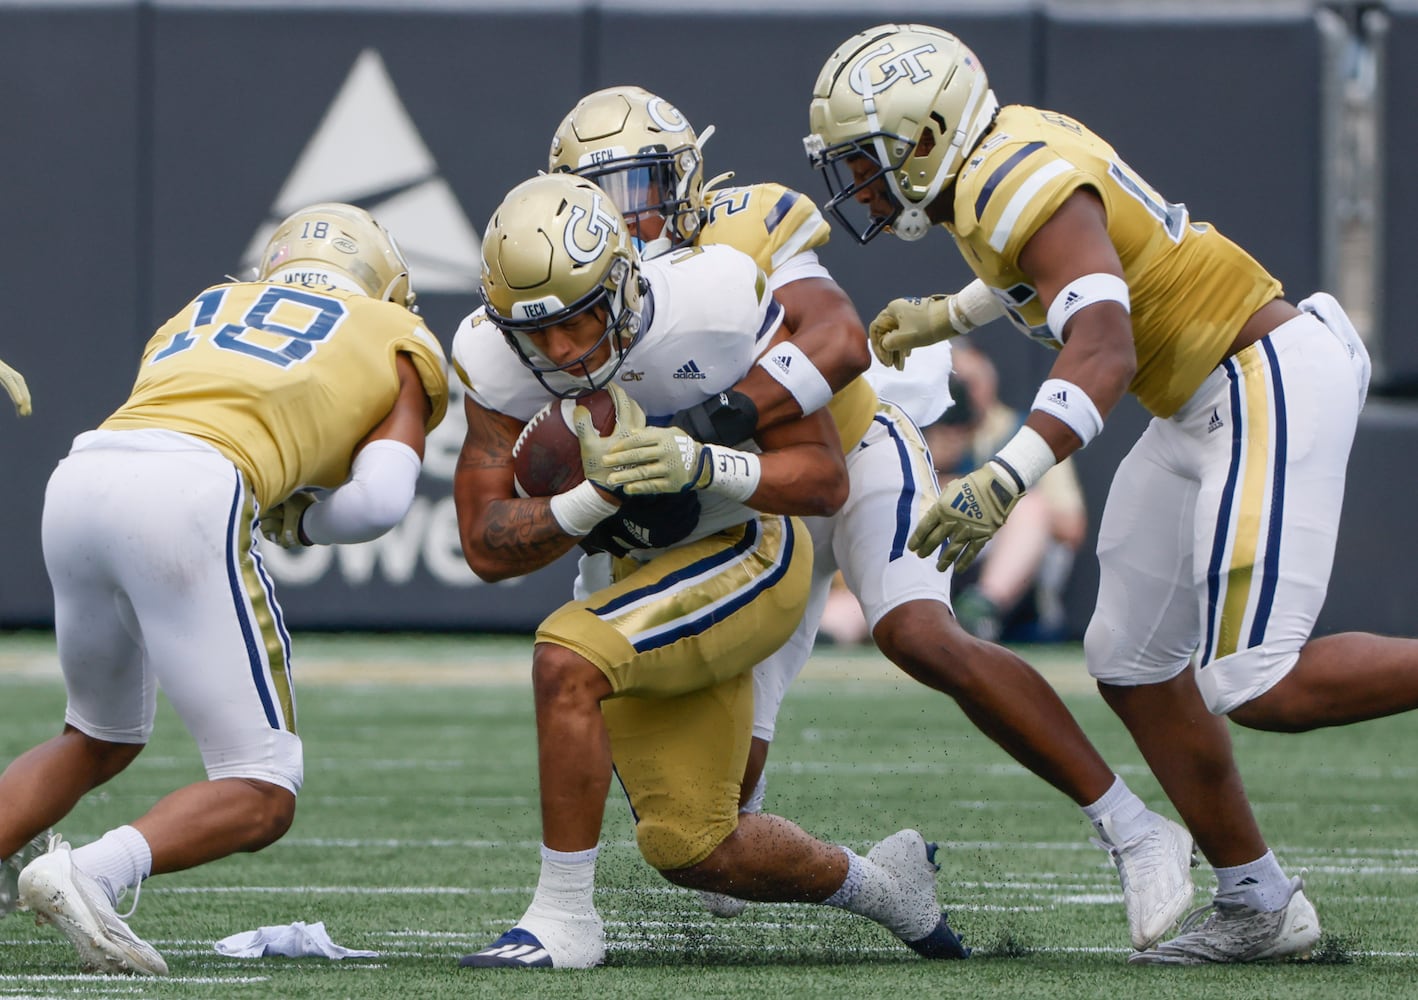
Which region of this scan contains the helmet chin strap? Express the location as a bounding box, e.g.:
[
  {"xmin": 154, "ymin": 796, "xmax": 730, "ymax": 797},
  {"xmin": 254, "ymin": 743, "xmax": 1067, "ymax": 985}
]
[{"xmin": 892, "ymin": 207, "xmax": 932, "ymax": 242}]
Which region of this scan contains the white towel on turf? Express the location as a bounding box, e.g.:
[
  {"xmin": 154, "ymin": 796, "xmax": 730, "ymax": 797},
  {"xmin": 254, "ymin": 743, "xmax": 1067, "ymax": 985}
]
[{"xmin": 214, "ymin": 920, "xmax": 379, "ymax": 959}]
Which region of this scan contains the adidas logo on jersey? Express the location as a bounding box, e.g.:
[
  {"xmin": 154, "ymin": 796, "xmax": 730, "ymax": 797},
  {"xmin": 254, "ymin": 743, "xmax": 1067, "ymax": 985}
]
[
  {"xmin": 674, "ymin": 361, "xmax": 707, "ymax": 380},
  {"xmin": 1207, "ymin": 407, "xmax": 1224, "ymax": 433}
]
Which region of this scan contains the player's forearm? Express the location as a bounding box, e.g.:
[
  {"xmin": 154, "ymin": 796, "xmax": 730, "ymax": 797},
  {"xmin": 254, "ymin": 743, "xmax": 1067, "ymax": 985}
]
[
  {"xmin": 461, "ymin": 497, "xmax": 582, "ymax": 582},
  {"xmin": 748, "ymin": 443, "xmax": 849, "ymax": 517}
]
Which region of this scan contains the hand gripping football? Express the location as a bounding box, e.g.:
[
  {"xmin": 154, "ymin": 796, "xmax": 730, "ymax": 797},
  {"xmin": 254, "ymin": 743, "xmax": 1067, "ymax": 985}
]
[{"xmin": 511, "ymin": 389, "xmax": 618, "ymax": 498}]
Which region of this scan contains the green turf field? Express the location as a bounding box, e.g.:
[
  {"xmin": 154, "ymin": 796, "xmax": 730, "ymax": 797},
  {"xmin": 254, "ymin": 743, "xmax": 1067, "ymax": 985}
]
[{"xmin": 2, "ymin": 631, "xmax": 1415, "ymax": 999}]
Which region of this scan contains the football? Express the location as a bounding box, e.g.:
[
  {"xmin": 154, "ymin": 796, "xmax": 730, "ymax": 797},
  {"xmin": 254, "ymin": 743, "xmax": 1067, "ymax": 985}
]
[{"xmin": 512, "ymin": 389, "xmax": 618, "ymax": 497}]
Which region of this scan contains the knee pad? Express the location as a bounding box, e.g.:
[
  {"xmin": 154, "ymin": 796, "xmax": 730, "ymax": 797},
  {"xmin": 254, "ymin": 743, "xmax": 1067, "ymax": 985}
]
[
  {"xmin": 1195, "ymin": 644, "xmax": 1299, "ymax": 716},
  {"xmin": 201, "ymin": 730, "xmax": 304, "ymax": 795},
  {"xmin": 635, "ymin": 810, "xmax": 736, "ymax": 873},
  {"xmin": 1084, "ymin": 614, "xmax": 1191, "ymax": 688}
]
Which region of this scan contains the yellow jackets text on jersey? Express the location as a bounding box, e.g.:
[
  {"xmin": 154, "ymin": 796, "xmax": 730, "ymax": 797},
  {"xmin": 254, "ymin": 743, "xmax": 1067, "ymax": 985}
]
[
  {"xmin": 103, "ymin": 281, "xmax": 448, "ymax": 509},
  {"xmin": 950, "ymin": 105, "xmax": 1282, "ymax": 418},
  {"xmin": 698, "ymin": 182, "xmax": 877, "ymax": 450}
]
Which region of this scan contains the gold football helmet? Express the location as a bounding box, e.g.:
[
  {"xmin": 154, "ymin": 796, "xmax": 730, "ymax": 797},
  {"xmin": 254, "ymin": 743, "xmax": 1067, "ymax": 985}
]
[
  {"xmin": 257, "ymin": 202, "xmax": 415, "ymax": 308},
  {"xmin": 548, "ymin": 85, "xmax": 716, "ymax": 248},
  {"xmin": 804, "ymin": 24, "xmax": 998, "ymax": 244},
  {"xmin": 480, "ymin": 173, "xmax": 645, "ymax": 398}
]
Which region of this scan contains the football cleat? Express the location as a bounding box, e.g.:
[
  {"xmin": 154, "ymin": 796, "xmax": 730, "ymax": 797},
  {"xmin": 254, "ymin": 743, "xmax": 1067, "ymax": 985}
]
[
  {"xmin": 695, "ymin": 889, "xmax": 748, "ymax": 919},
  {"xmin": 1129, "ymin": 876, "xmax": 1319, "ymax": 965},
  {"xmin": 1095, "ymin": 811, "xmax": 1197, "ymax": 950},
  {"xmin": 866, "ymin": 829, "xmax": 970, "ymax": 959},
  {"xmin": 459, "ymin": 906, "xmax": 605, "ymax": 970},
  {"xmin": 1, "ymin": 830, "xmax": 53, "ymax": 917},
  {"xmin": 18, "ymin": 836, "xmax": 168, "ymax": 976}
]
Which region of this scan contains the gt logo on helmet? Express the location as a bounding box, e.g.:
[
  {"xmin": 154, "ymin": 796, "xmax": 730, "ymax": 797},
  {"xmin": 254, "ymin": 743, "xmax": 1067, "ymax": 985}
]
[
  {"xmin": 564, "ymin": 194, "xmax": 621, "ymax": 265},
  {"xmin": 645, "ymin": 97, "xmax": 690, "ymax": 134},
  {"xmin": 848, "ymin": 42, "xmax": 937, "ymax": 99}
]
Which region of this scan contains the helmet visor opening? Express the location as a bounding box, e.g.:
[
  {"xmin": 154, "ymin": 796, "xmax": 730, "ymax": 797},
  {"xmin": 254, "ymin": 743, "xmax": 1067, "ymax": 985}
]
[{"xmin": 807, "ymin": 132, "xmax": 911, "ymax": 245}]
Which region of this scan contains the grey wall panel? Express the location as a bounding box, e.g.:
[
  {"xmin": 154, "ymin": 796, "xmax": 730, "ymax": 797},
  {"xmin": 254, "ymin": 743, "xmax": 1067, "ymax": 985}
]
[
  {"xmin": 1380, "ymin": 10, "xmax": 1418, "ymax": 390},
  {"xmin": 145, "ymin": 7, "xmax": 589, "ymax": 628},
  {"xmin": 590, "ymin": 10, "xmax": 1049, "ymax": 411},
  {"xmin": 0, "ymin": 7, "xmax": 141, "ymax": 623}
]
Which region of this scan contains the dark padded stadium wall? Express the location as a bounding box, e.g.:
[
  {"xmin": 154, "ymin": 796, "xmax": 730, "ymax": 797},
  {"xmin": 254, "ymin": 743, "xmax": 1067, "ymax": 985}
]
[
  {"xmin": 0, "ymin": 6, "xmax": 142, "ymax": 623},
  {"xmin": 1041, "ymin": 10, "xmax": 1322, "ymax": 638},
  {"xmin": 2, "ymin": 4, "xmax": 1410, "ymax": 639},
  {"xmin": 1380, "ymin": 7, "xmax": 1417, "ymax": 390},
  {"xmin": 590, "ymin": 7, "xmax": 1046, "ymax": 416}
]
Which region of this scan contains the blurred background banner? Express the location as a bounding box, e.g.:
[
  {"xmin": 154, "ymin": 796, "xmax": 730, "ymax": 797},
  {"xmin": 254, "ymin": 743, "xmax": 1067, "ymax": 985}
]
[{"xmin": 0, "ymin": 0, "xmax": 1407, "ymax": 634}]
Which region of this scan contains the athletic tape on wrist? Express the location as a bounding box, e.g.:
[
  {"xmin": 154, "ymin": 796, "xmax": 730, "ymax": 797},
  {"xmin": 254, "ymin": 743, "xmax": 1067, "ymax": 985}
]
[
  {"xmin": 1045, "ymin": 272, "xmax": 1130, "ymax": 341},
  {"xmin": 992, "ymin": 425, "xmax": 1056, "ymax": 491},
  {"xmin": 702, "ymin": 445, "xmax": 762, "ymax": 503},
  {"xmin": 1032, "ymin": 378, "xmax": 1105, "ymax": 448},
  {"xmin": 756, "ymin": 342, "xmax": 834, "ymax": 416},
  {"xmin": 953, "ymin": 278, "xmax": 1007, "ymax": 331},
  {"xmin": 549, "ymin": 480, "xmax": 621, "ymax": 537}
]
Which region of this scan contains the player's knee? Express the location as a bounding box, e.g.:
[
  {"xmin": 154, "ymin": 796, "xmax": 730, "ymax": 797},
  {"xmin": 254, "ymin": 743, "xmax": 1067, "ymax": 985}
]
[
  {"xmin": 636, "ymin": 813, "xmax": 734, "ymax": 873},
  {"xmin": 531, "ymin": 643, "xmax": 611, "ymax": 710},
  {"xmin": 237, "ymin": 779, "xmax": 297, "ymax": 851},
  {"xmin": 65, "ymin": 727, "xmax": 145, "ymax": 785},
  {"xmin": 875, "ymin": 602, "xmax": 974, "ymax": 689}
]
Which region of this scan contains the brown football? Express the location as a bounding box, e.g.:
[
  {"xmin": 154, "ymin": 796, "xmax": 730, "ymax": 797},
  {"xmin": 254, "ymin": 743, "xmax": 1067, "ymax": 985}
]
[{"xmin": 512, "ymin": 389, "xmax": 617, "ymax": 497}]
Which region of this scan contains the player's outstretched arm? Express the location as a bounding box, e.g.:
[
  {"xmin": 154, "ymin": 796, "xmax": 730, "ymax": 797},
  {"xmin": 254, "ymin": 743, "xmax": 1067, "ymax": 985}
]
[
  {"xmin": 869, "ymin": 279, "xmax": 1007, "ymax": 371},
  {"xmin": 261, "ymin": 353, "xmax": 432, "ymax": 549},
  {"xmin": 454, "ymin": 393, "xmax": 586, "ymax": 582},
  {"xmin": 0, "ymin": 357, "xmax": 31, "ymax": 417}
]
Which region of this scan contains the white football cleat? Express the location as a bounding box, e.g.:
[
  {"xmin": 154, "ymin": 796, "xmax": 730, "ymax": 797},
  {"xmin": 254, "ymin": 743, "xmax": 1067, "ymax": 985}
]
[
  {"xmin": 18, "ymin": 836, "xmax": 167, "ymax": 976},
  {"xmin": 696, "ymin": 889, "xmax": 748, "ymax": 919},
  {"xmin": 1129, "ymin": 876, "xmax": 1320, "ymax": 965},
  {"xmin": 459, "ymin": 902, "xmax": 605, "ymax": 970},
  {"xmin": 2, "ymin": 830, "xmax": 53, "ymax": 917},
  {"xmin": 1096, "ymin": 811, "xmax": 1196, "ymax": 950},
  {"xmin": 865, "ymin": 829, "xmax": 970, "ymax": 959}
]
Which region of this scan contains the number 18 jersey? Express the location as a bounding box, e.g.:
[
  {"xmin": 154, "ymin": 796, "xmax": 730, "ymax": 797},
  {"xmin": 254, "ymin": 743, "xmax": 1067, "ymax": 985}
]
[{"xmin": 102, "ymin": 281, "xmax": 449, "ymax": 509}]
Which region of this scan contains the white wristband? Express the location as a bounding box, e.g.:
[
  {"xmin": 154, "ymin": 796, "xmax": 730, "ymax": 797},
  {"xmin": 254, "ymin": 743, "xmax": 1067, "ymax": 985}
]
[
  {"xmin": 756, "ymin": 342, "xmax": 834, "ymax": 416},
  {"xmin": 1032, "ymin": 378, "xmax": 1105, "ymax": 448},
  {"xmin": 952, "ymin": 278, "xmax": 1007, "ymax": 332},
  {"xmin": 549, "ymin": 480, "xmax": 620, "ymax": 537},
  {"xmin": 1045, "ymin": 272, "xmax": 1130, "ymax": 342},
  {"xmin": 701, "ymin": 445, "xmax": 762, "ymax": 503},
  {"xmin": 991, "ymin": 425, "xmax": 1056, "ymax": 492}
]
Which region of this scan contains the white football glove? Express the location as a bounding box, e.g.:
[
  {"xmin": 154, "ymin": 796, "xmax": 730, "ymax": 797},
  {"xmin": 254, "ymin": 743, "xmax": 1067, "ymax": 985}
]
[
  {"xmin": 869, "ymin": 295, "xmax": 977, "ymax": 372},
  {"xmin": 572, "ymin": 384, "xmax": 647, "ymax": 496},
  {"xmin": 909, "ymin": 461, "xmax": 1023, "ymax": 573},
  {"xmin": 603, "ymin": 426, "xmax": 713, "ymax": 495},
  {"xmin": 260, "ymin": 492, "xmax": 317, "ymax": 548},
  {"xmin": 0, "ymin": 358, "xmax": 31, "ymax": 417}
]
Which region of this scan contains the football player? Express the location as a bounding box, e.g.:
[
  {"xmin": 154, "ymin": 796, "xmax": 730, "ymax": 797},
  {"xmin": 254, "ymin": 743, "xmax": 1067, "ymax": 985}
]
[
  {"xmin": 0, "ymin": 203, "xmax": 448, "ymax": 975},
  {"xmin": 450, "ymin": 172, "xmax": 968, "ymax": 969},
  {"xmin": 804, "ymin": 22, "xmax": 1409, "ymax": 963},
  {"xmin": 0, "ymin": 357, "xmax": 30, "ymax": 416},
  {"xmin": 547, "ymin": 85, "xmax": 1195, "ymax": 950}
]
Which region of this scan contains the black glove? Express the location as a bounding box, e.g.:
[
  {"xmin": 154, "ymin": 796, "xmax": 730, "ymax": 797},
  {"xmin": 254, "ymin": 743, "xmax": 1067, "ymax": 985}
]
[
  {"xmin": 670, "ymin": 390, "xmax": 760, "ymax": 447},
  {"xmin": 581, "ymin": 491, "xmax": 703, "ymax": 557}
]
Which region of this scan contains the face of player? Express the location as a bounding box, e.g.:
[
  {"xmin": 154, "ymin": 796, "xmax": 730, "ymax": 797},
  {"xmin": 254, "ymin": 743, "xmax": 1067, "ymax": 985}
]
[
  {"xmin": 847, "ymin": 153, "xmax": 899, "ymax": 229},
  {"xmin": 525, "ymin": 305, "xmax": 615, "ymax": 373},
  {"xmin": 597, "ymin": 166, "xmax": 669, "ymax": 247}
]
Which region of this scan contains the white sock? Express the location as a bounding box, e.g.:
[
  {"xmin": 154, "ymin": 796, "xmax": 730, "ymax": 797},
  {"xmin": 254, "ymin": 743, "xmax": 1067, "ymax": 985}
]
[
  {"xmin": 740, "ymin": 771, "xmax": 767, "ymax": 816},
  {"xmin": 70, "ymin": 826, "xmax": 152, "ymax": 906},
  {"xmin": 526, "ymin": 844, "xmax": 598, "ymax": 918},
  {"xmin": 1214, "ymin": 851, "xmax": 1292, "ymax": 911},
  {"xmin": 1082, "ymin": 775, "xmax": 1150, "ymax": 843},
  {"xmin": 822, "ymin": 847, "xmax": 931, "ymax": 940}
]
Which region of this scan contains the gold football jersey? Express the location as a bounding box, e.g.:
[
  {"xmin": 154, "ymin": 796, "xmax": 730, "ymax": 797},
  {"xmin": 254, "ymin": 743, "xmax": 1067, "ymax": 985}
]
[
  {"xmin": 697, "ymin": 183, "xmax": 877, "ymax": 450},
  {"xmin": 949, "ymin": 105, "xmax": 1282, "ymax": 418},
  {"xmin": 103, "ymin": 281, "xmax": 449, "ymax": 509}
]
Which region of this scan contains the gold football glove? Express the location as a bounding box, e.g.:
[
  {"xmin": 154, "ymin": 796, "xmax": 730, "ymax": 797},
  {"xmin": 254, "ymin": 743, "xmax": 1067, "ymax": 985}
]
[
  {"xmin": 0, "ymin": 358, "xmax": 31, "ymax": 417},
  {"xmin": 869, "ymin": 295, "xmax": 976, "ymax": 371},
  {"xmin": 260, "ymin": 492, "xmax": 317, "ymax": 548},
  {"xmin": 603, "ymin": 427, "xmax": 713, "ymax": 496},
  {"xmin": 909, "ymin": 461, "xmax": 1023, "ymax": 573},
  {"xmin": 572, "ymin": 385, "xmax": 647, "ymax": 496}
]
